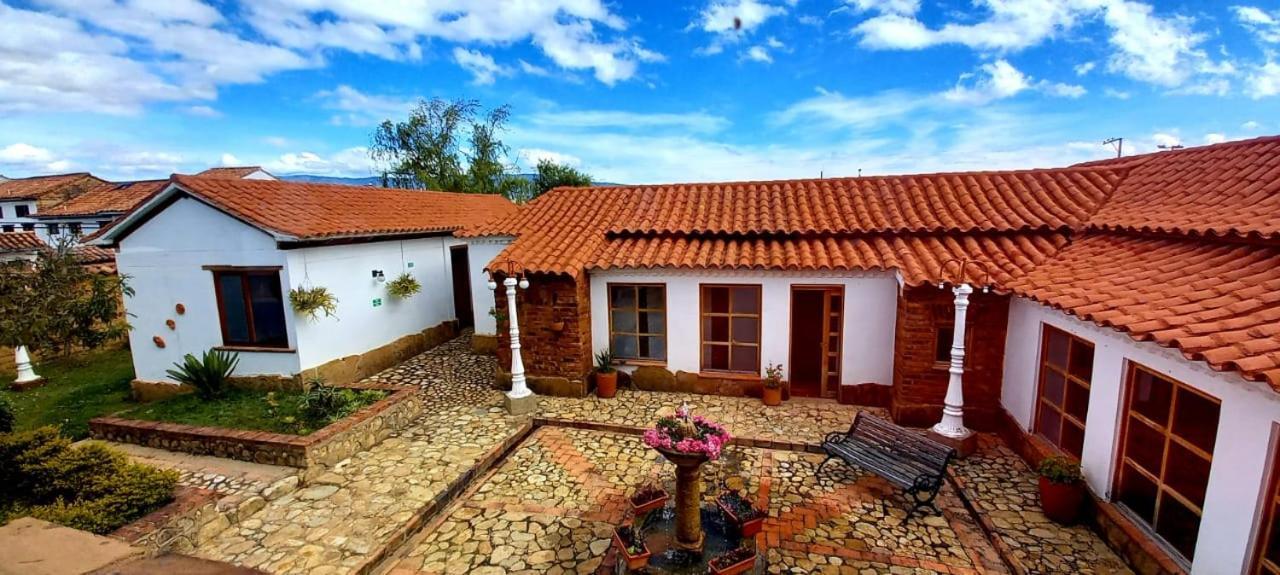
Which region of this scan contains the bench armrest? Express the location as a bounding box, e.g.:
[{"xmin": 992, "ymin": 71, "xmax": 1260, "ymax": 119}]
[{"xmin": 822, "ymin": 432, "xmax": 847, "ymax": 445}]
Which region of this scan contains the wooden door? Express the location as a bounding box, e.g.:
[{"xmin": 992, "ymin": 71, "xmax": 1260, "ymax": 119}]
[
  {"xmin": 449, "ymin": 246, "xmax": 474, "ymax": 328},
  {"xmin": 789, "ymin": 287, "xmax": 843, "ymax": 398}
]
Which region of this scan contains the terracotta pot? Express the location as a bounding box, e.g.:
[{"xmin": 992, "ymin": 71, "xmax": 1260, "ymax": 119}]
[
  {"xmin": 550, "ymin": 321, "xmax": 566, "ymax": 332},
  {"xmin": 762, "ymin": 385, "xmax": 783, "ymax": 406},
  {"xmin": 597, "ymin": 371, "xmax": 618, "ymax": 398},
  {"xmin": 717, "ymin": 496, "xmax": 765, "ymax": 538},
  {"xmin": 1038, "ymin": 476, "xmax": 1084, "ymax": 524},
  {"xmin": 612, "ymin": 530, "xmax": 651, "ymax": 571},
  {"xmin": 709, "ymin": 551, "xmax": 757, "ymax": 575},
  {"xmin": 630, "ymin": 489, "xmax": 669, "ymax": 516}
]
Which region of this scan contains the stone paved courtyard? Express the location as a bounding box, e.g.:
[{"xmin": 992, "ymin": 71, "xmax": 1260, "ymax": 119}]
[{"xmin": 182, "ymin": 333, "xmax": 1133, "ymax": 575}]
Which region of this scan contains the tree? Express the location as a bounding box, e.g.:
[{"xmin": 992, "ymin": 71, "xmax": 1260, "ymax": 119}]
[
  {"xmin": 531, "ymin": 159, "xmax": 592, "ymax": 197},
  {"xmin": 0, "ymin": 239, "xmax": 132, "ymax": 357}
]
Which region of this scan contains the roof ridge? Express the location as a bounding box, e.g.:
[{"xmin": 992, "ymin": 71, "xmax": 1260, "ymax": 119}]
[
  {"xmin": 174, "ymin": 173, "xmax": 508, "ymax": 199},
  {"xmin": 1073, "ymin": 134, "xmax": 1280, "ymax": 167}
]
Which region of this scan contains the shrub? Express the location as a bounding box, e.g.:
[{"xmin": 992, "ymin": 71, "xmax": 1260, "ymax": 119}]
[
  {"xmin": 290, "ymin": 286, "xmax": 338, "ymax": 321},
  {"xmin": 165, "ymin": 349, "xmax": 239, "ymax": 399},
  {"xmin": 0, "ymin": 394, "xmax": 14, "ymax": 433},
  {"xmin": 1038, "ymin": 455, "xmax": 1082, "ymax": 485},
  {"xmin": 297, "ymin": 378, "xmax": 384, "ymax": 425},
  {"xmin": 0, "ymin": 427, "xmax": 72, "ymax": 498},
  {"xmin": 386, "ymin": 273, "xmax": 422, "ymax": 299}
]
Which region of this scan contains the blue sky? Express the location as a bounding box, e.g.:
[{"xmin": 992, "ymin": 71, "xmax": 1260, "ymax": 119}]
[{"xmin": 1, "ymin": 0, "xmax": 1279, "ymax": 184}]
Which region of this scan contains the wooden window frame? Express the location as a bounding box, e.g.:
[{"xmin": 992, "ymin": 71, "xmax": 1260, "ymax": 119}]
[
  {"xmin": 1251, "ymin": 435, "xmax": 1280, "ymax": 574},
  {"xmin": 210, "ymin": 267, "xmax": 289, "ymax": 350},
  {"xmin": 699, "ymin": 284, "xmax": 762, "ymax": 374},
  {"xmin": 606, "ymin": 283, "xmax": 667, "ymax": 363},
  {"xmin": 14, "ymin": 204, "xmax": 29, "ymax": 218},
  {"xmin": 1033, "ymin": 325, "xmax": 1094, "ymax": 458},
  {"xmin": 1113, "ymin": 362, "xmax": 1221, "ymax": 562}
]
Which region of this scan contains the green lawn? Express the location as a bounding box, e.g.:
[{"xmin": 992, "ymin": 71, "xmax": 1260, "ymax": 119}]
[
  {"xmin": 117, "ymin": 387, "xmax": 387, "ymax": 436},
  {"xmin": 0, "ymin": 347, "xmax": 137, "ymax": 439}
]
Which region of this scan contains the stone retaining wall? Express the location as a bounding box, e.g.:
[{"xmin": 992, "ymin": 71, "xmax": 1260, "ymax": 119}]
[{"xmin": 89, "ymin": 383, "xmax": 422, "ymax": 471}]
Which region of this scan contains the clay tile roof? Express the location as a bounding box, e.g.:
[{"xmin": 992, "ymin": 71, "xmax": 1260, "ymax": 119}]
[
  {"xmin": 168, "ymin": 175, "xmax": 517, "ymax": 241},
  {"xmin": 1007, "ymin": 234, "xmax": 1280, "ymax": 391},
  {"xmin": 37, "ymin": 179, "xmax": 167, "ymax": 217},
  {"xmin": 0, "ymin": 231, "xmax": 47, "ymax": 252},
  {"xmin": 1083, "ymin": 135, "xmax": 1280, "ymax": 240},
  {"xmin": 195, "ymin": 166, "xmax": 271, "ymax": 179},
  {"xmin": 0, "ymin": 173, "xmax": 106, "ymax": 201}
]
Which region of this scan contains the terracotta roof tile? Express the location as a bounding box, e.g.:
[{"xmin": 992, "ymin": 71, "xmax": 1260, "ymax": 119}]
[
  {"xmin": 37, "ymin": 179, "xmax": 166, "ymax": 217},
  {"xmin": 1007, "ymin": 234, "xmax": 1280, "ymax": 391},
  {"xmin": 0, "ymin": 173, "xmax": 106, "ymax": 201},
  {"xmin": 0, "ymin": 231, "xmax": 47, "ymax": 252},
  {"xmin": 167, "ymin": 175, "xmax": 517, "ymax": 241}
]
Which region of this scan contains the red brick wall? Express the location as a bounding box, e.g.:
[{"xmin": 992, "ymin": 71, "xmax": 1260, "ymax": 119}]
[
  {"xmin": 891, "ymin": 285, "xmax": 1009, "ymax": 430},
  {"xmin": 495, "ymin": 272, "xmax": 592, "ymax": 381}
]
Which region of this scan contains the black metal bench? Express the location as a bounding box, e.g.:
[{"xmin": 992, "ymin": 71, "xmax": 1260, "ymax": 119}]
[{"xmin": 818, "ymin": 412, "xmax": 956, "ymax": 518}]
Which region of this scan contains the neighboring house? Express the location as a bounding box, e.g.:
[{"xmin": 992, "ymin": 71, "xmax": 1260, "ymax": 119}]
[
  {"xmin": 460, "ymin": 135, "xmax": 1280, "ymax": 574},
  {"xmin": 0, "ymin": 173, "xmax": 105, "ymax": 240},
  {"xmin": 33, "ymin": 179, "xmax": 167, "ymax": 244},
  {"xmin": 0, "ymin": 231, "xmax": 47, "ymax": 264},
  {"xmin": 195, "ymin": 166, "xmax": 277, "ymax": 180},
  {"xmin": 93, "ymin": 175, "xmax": 516, "ymax": 397}
]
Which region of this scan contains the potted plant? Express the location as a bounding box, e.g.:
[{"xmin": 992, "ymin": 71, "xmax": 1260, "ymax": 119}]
[
  {"xmin": 1038, "ymin": 455, "xmax": 1085, "ymax": 524},
  {"xmin": 611, "ymin": 525, "xmax": 651, "ymax": 571},
  {"xmin": 595, "ymin": 349, "xmax": 618, "ymax": 399},
  {"xmin": 717, "ymin": 489, "xmax": 765, "ymax": 537},
  {"xmin": 386, "ymin": 273, "xmax": 422, "ymax": 299},
  {"xmin": 708, "ymin": 546, "xmax": 756, "ymax": 575},
  {"xmin": 762, "ymin": 362, "xmax": 784, "ymax": 406},
  {"xmin": 290, "ymin": 286, "xmax": 338, "ymax": 321},
  {"xmin": 630, "ymin": 484, "xmax": 669, "ymax": 516}
]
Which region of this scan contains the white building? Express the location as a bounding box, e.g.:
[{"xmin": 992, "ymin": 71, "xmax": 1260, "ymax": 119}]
[
  {"xmin": 94, "ymin": 174, "xmax": 515, "ymax": 392},
  {"xmin": 0, "ymin": 173, "xmax": 105, "ymax": 241}
]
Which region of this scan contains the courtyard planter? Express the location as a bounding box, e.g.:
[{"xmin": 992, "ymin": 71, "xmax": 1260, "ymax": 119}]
[
  {"xmin": 708, "ymin": 547, "xmax": 757, "ymax": 575},
  {"xmin": 612, "ymin": 526, "xmax": 651, "ymax": 570},
  {"xmin": 761, "ymin": 385, "xmax": 782, "ymax": 406},
  {"xmin": 1037, "ymin": 456, "xmax": 1084, "ymax": 524},
  {"xmin": 630, "ymin": 485, "xmax": 669, "ymax": 516},
  {"xmin": 594, "ymin": 349, "xmax": 618, "ymax": 399},
  {"xmin": 717, "ymin": 490, "xmax": 765, "ymax": 537},
  {"xmin": 762, "ymin": 363, "xmax": 784, "ymax": 406}
]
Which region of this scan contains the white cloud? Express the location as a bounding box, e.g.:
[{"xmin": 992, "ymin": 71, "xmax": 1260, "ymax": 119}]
[
  {"xmin": 1243, "ymin": 120, "xmax": 1262, "ymax": 130},
  {"xmin": 699, "ymin": 0, "xmax": 787, "ymax": 34},
  {"xmin": 517, "ymin": 148, "xmax": 582, "ymax": 168},
  {"xmin": 265, "ymin": 148, "xmax": 376, "ymax": 177},
  {"xmin": 1204, "ymin": 133, "xmax": 1227, "ymax": 145},
  {"xmin": 766, "ymin": 36, "xmax": 786, "ymax": 49},
  {"xmin": 943, "ymin": 60, "xmax": 1030, "ymax": 105},
  {"xmin": 1104, "ymin": 87, "xmax": 1132, "ymax": 99},
  {"xmin": 1074, "ymin": 61, "xmax": 1096, "ymax": 76},
  {"xmin": 314, "ymin": 85, "xmax": 418, "ymax": 127},
  {"xmin": 107, "ymin": 150, "xmax": 185, "ymax": 176},
  {"xmin": 847, "ymin": 0, "xmax": 919, "ymax": 15},
  {"xmin": 220, "ymin": 153, "xmax": 241, "ymax": 166},
  {"xmin": 745, "ymin": 45, "xmax": 773, "ymax": 63},
  {"xmin": 263, "ymin": 136, "xmax": 290, "ymax": 148},
  {"xmin": 185, "ymin": 105, "xmax": 220, "ymax": 117},
  {"xmin": 1234, "ymin": 5, "xmax": 1280, "ymax": 43},
  {"xmin": 1245, "ymin": 61, "xmax": 1280, "ymax": 98},
  {"xmin": 452, "ymin": 47, "xmax": 512, "ymax": 85},
  {"xmin": 0, "ymin": 143, "xmax": 70, "ymax": 172},
  {"xmin": 1040, "ymin": 81, "xmax": 1088, "ymax": 98},
  {"xmin": 1152, "ymin": 132, "xmax": 1182, "ymax": 148}
]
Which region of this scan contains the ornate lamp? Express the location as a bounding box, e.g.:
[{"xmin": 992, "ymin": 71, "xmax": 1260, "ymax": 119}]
[
  {"xmin": 929, "ymin": 259, "xmax": 991, "ymax": 455},
  {"xmin": 486, "ymin": 259, "xmax": 535, "ymax": 414}
]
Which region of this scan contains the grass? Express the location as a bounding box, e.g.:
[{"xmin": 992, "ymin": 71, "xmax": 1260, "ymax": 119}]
[
  {"xmin": 117, "ymin": 387, "xmax": 387, "ymax": 436},
  {"xmin": 0, "ymin": 346, "xmax": 137, "ymax": 439}
]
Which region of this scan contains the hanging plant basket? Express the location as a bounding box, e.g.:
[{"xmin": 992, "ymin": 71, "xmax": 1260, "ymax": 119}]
[
  {"xmin": 386, "ymin": 273, "xmax": 422, "ymax": 299},
  {"xmin": 290, "ymin": 286, "xmax": 339, "ymax": 321}
]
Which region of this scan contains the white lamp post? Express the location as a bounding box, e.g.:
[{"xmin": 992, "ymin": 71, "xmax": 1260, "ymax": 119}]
[
  {"xmin": 928, "ymin": 259, "xmax": 989, "ymax": 456},
  {"xmin": 487, "ymin": 260, "xmax": 536, "ymax": 414},
  {"xmin": 12, "ymin": 345, "xmax": 45, "ymax": 390}
]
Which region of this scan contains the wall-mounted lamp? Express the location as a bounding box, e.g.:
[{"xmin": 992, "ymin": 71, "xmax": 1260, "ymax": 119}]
[{"xmin": 372, "ymin": 270, "xmax": 385, "ymax": 282}]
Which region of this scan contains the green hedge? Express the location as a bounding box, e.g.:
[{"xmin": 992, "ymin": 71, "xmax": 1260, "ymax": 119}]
[{"xmin": 0, "ymin": 427, "xmax": 177, "ymax": 534}]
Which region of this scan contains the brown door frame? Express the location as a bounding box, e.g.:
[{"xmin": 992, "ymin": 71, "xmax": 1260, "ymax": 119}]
[
  {"xmin": 449, "ymin": 245, "xmax": 474, "ymax": 328},
  {"xmin": 788, "ymin": 285, "xmax": 844, "ymax": 398}
]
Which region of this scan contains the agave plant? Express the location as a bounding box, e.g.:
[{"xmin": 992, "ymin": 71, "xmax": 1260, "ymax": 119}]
[{"xmin": 165, "ymin": 349, "xmax": 240, "ymax": 399}]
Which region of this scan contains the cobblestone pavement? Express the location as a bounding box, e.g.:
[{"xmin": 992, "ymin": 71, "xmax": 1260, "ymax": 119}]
[{"xmin": 951, "ymin": 437, "xmax": 1132, "ymax": 575}]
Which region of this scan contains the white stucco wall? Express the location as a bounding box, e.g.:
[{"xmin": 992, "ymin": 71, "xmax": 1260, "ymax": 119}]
[
  {"xmin": 1002, "ymin": 297, "xmax": 1280, "ymax": 573},
  {"xmin": 465, "ymin": 237, "xmax": 513, "ymax": 336},
  {"xmin": 117, "ymin": 197, "xmax": 299, "ymax": 381},
  {"xmin": 587, "ymin": 269, "xmax": 898, "ymax": 386},
  {"xmin": 0, "ymin": 199, "xmax": 39, "ymax": 235},
  {"xmin": 284, "ymin": 235, "xmax": 463, "ymax": 372}
]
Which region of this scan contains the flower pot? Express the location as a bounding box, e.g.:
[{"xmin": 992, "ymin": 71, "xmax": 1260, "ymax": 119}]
[
  {"xmin": 709, "ymin": 551, "xmax": 757, "ymax": 575},
  {"xmin": 1038, "ymin": 476, "xmax": 1084, "ymax": 524},
  {"xmin": 717, "ymin": 496, "xmax": 765, "ymax": 537},
  {"xmin": 631, "ymin": 489, "xmax": 669, "ymax": 516},
  {"xmin": 612, "ymin": 530, "xmax": 651, "ymax": 571},
  {"xmin": 597, "ymin": 371, "xmax": 618, "ymax": 399},
  {"xmin": 762, "ymin": 385, "xmax": 782, "ymax": 406}
]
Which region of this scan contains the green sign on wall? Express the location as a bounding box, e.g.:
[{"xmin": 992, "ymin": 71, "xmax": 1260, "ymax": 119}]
[{"xmin": 372, "ymin": 298, "xmax": 383, "ymax": 307}]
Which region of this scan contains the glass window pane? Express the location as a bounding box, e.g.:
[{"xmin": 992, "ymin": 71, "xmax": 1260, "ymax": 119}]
[
  {"xmin": 935, "ymin": 327, "xmax": 954, "ymax": 363},
  {"xmin": 639, "ymin": 286, "xmax": 664, "ymax": 309},
  {"xmin": 1045, "ymin": 329, "xmax": 1069, "ymax": 367},
  {"xmin": 705, "ymin": 316, "xmax": 729, "ymax": 342},
  {"xmin": 1041, "ymin": 369, "xmax": 1067, "ymax": 406},
  {"xmin": 218, "ymin": 275, "xmax": 250, "ymax": 343},
  {"xmin": 1156, "ymin": 494, "xmax": 1202, "ymax": 560},
  {"xmin": 703, "ymin": 344, "xmax": 728, "ymax": 370},
  {"xmin": 610, "ymin": 286, "xmax": 635, "ymax": 310},
  {"xmin": 1165, "ymin": 441, "xmax": 1212, "ymax": 508},
  {"xmin": 731, "ymin": 286, "xmax": 759, "ymax": 314},
  {"xmin": 1172, "ymin": 388, "xmax": 1220, "ymax": 453},
  {"xmin": 1131, "ymin": 369, "xmax": 1173, "ymax": 427},
  {"xmin": 731, "ymin": 317, "xmax": 759, "ymax": 344},
  {"xmin": 1062, "ymin": 422, "xmax": 1085, "ymax": 458},
  {"xmin": 706, "ymin": 287, "xmax": 729, "ymax": 313},
  {"xmin": 639, "ymin": 311, "xmax": 665, "ymax": 335},
  {"xmin": 1118, "ymin": 463, "xmax": 1159, "ymax": 523},
  {"xmin": 1125, "ymin": 416, "xmax": 1166, "ymax": 476},
  {"xmin": 730, "ymin": 345, "xmax": 758, "ymax": 373},
  {"xmin": 1068, "ymin": 341, "xmax": 1095, "ymax": 382},
  {"xmin": 640, "ymin": 336, "xmax": 666, "ymax": 360},
  {"xmin": 1038, "ymin": 405, "xmax": 1062, "ymax": 444},
  {"xmin": 612, "ymin": 335, "xmax": 638, "ymax": 358},
  {"xmin": 612, "ymin": 309, "xmax": 637, "ymax": 333},
  {"xmin": 1066, "ymin": 381, "xmax": 1090, "ymax": 422},
  {"xmin": 247, "ymin": 274, "xmax": 287, "ymax": 346}
]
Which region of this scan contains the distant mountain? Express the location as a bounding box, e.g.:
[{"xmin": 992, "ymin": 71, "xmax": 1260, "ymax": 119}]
[{"xmin": 281, "ymin": 173, "xmax": 621, "ymax": 187}]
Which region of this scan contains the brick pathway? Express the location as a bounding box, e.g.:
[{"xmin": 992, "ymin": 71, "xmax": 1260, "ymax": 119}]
[{"xmin": 180, "ymin": 333, "xmax": 1133, "ymax": 575}]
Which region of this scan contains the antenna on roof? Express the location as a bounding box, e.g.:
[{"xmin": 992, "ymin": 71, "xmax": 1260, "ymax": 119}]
[
  {"xmin": 1102, "ymin": 137, "xmax": 1124, "ymax": 158},
  {"xmin": 819, "ymin": 170, "xmax": 824, "ymax": 179},
  {"xmin": 857, "ymin": 168, "xmax": 862, "ymax": 177}
]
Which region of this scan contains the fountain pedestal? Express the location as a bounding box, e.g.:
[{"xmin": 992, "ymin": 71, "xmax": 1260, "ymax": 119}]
[{"xmin": 656, "ymin": 447, "xmax": 710, "ymax": 552}]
